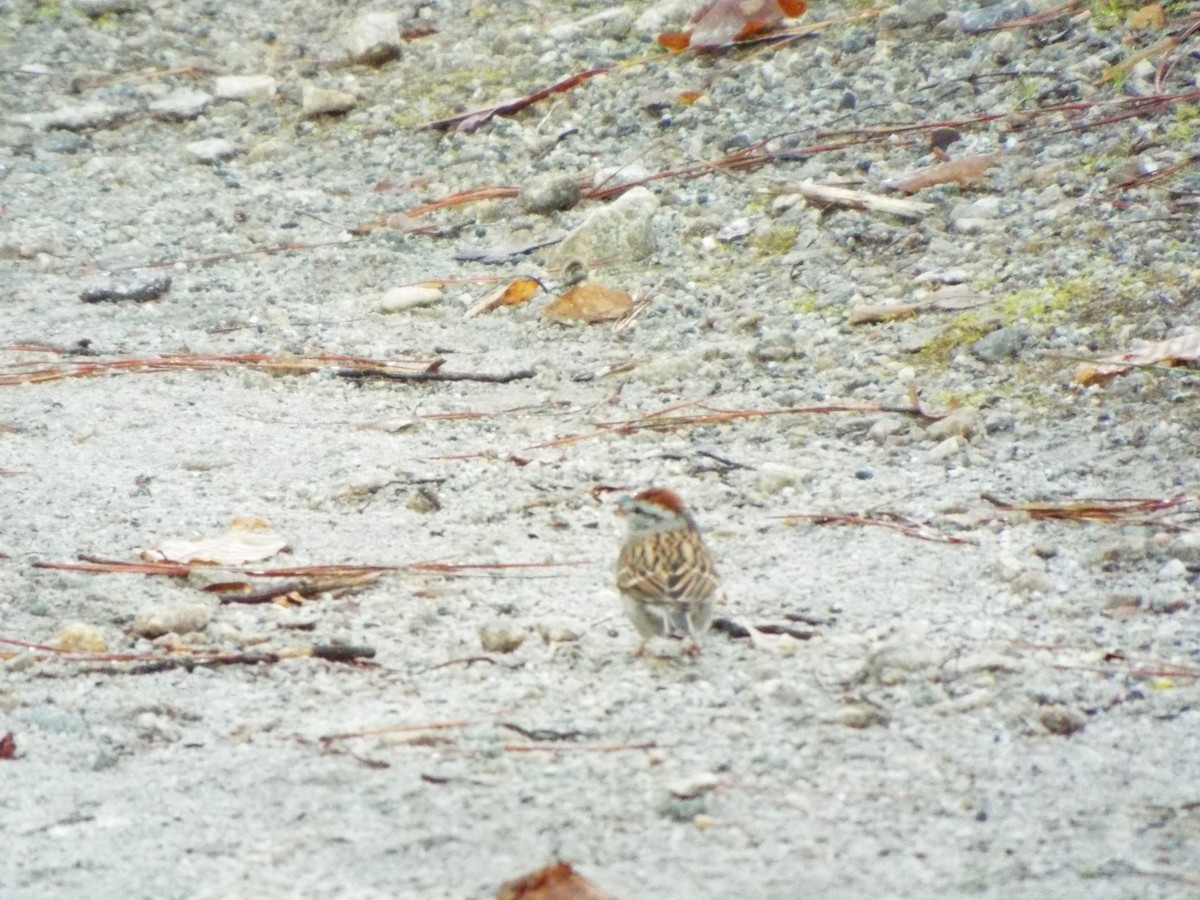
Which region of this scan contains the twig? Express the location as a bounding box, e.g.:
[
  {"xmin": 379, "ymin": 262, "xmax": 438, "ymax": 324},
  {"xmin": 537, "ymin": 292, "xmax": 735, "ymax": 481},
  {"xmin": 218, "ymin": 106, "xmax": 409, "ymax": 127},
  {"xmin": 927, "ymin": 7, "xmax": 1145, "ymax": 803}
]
[
  {"xmin": 420, "ymin": 66, "xmax": 612, "ymax": 132},
  {"xmin": 765, "ymin": 179, "xmax": 934, "ymax": 218},
  {"xmin": 502, "ymin": 741, "xmax": 657, "ymax": 753},
  {"xmin": 0, "ymin": 640, "xmax": 376, "ymax": 673},
  {"xmin": 526, "ymin": 401, "xmax": 937, "ymax": 451},
  {"xmin": 34, "ymin": 556, "xmax": 586, "ymax": 578},
  {"xmin": 333, "ymin": 366, "xmax": 536, "ymax": 385},
  {"xmin": 982, "ymin": 494, "xmax": 1194, "ymax": 521},
  {"xmin": 216, "ymin": 572, "xmax": 382, "ymax": 604},
  {"xmin": 319, "ymin": 719, "xmax": 474, "ymax": 745},
  {"xmin": 777, "ymin": 511, "xmax": 977, "ymax": 545}
]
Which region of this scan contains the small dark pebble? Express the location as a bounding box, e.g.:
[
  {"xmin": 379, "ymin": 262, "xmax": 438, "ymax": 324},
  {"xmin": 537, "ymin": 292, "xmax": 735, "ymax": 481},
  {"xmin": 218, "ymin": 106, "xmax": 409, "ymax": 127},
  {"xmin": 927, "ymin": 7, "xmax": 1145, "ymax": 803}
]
[
  {"xmin": 929, "ymin": 127, "xmax": 961, "ymax": 152},
  {"xmin": 855, "ymin": 468, "xmax": 874, "ymax": 480}
]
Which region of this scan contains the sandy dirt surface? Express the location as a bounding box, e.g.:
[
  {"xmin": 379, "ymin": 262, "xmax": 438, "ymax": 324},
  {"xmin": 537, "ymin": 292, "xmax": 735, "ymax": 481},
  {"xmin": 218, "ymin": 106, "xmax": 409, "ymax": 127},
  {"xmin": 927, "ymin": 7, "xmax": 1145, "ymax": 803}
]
[{"xmin": 2, "ymin": 1, "xmax": 1199, "ymax": 897}]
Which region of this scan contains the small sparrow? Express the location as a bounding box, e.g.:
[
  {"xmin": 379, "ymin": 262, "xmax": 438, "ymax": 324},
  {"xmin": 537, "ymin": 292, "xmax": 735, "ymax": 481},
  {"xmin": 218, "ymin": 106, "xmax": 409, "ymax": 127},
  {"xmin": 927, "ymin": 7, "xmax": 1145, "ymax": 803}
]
[{"xmin": 615, "ymin": 487, "xmax": 719, "ymax": 648}]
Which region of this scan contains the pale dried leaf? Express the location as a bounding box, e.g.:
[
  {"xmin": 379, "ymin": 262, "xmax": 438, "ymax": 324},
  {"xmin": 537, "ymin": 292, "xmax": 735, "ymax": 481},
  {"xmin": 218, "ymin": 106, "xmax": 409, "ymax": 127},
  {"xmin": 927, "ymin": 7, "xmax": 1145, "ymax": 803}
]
[
  {"xmin": 1074, "ymin": 329, "xmax": 1200, "ymax": 385},
  {"xmin": 142, "ymin": 531, "xmax": 290, "ymax": 565}
]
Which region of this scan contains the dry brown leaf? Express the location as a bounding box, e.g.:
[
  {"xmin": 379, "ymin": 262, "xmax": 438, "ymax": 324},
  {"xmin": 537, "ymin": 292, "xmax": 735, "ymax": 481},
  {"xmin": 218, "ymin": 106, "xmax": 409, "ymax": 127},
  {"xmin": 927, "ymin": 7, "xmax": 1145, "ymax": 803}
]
[
  {"xmin": 496, "ymin": 862, "xmax": 618, "ymax": 900},
  {"xmin": 1127, "ymin": 3, "xmax": 1164, "ymax": 29},
  {"xmin": 465, "ymin": 277, "xmax": 542, "ymax": 318},
  {"xmin": 885, "ymin": 152, "xmax": 1003, "ymax": 194},
  {"xmin": 142, "ymin": 530, "xmax": 290, "ymax": 565},
  {"xmin": 543, "ymin": 280, "xmax": 632, "ymax": 324},
  {"xmin": 1074, "ymin": 329, "xmax": 1200, "ymax": 385}
]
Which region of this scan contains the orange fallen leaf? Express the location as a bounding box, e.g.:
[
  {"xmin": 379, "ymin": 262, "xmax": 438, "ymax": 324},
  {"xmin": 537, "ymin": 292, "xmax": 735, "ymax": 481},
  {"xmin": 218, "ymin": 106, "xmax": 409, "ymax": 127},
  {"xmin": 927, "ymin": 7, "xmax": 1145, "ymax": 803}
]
[
  {"xmin": 496, "ymin": 861, "xmax": 617, "ymax": 900},
  {"xmin": 465, "ymin": 277, "xmax": 543, "ymax": 318},
  {"xmin": 543, "ymin": 280, "xmax": 632, "ymax": 324},
  {"xmin": 659, "ymin": 0, "xmax": 806, "ymax": 50}
]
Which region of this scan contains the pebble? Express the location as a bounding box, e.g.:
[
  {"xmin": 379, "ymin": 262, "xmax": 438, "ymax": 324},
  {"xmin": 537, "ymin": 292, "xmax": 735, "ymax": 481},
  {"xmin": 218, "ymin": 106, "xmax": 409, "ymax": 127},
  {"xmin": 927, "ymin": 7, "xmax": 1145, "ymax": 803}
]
[
  {"xmin": 837, "ymin": 704, "xmax": 889, "ymax": 729},
  {"xmin": 132, "ymin": 603, "xmax": 212, "ymax": 638},
  {"xmin": 971, "ymin": 326, "xmax": 1025, "ymax": 363},
  {"xmin": 376, "ymin": 285, "xmax": 443, "ymax": 313},
  {"xmin": 214, "ymin": 75, "xmax": 277, "ymax": 102},
  {"xmin": 536, "ymin": 618, "xmax": 584, "ymax": 643},
  {"xmin": 667, "ymin": 771, "xmax": 721, "ymax": 800},
  {"xmin": 16, "ymin": 102, "xmax": 125, "ymax": 131},
  {"xmin": 550, "ymin": 186, "xmax": 659, "ymax": 266},
  {"xmin": 56, "ymin": 622, "xmax": 107, "ymax": 653},
  {"xmin": 928, "ymin": 434, "xmax": 964, "ymax": 460},
  {"xmin": 185, "ymin": 138, "xmax": 240, "ymax": 164},
  {"xmin": 74, "ymin": 0, "xmax": 140, "ymax": 15},
  {"xmin": 926, "ymin": 407, "xmax": 979, "ymax": 441},
  {"xmin": 1167, "ymin": 531, "xmax": 1200, "ymax": 563},
  {"xmin": 955, "ymin": 0, "xmax": 1036, "ymax": 33},
  {"xmin": 880, "ymin": 0, "xmax": 946, "ymax": 29},
  {"xmin": 754, "ymin": 461, "xmax": 813, "ymax": 495},
  {"xmin": 518, "ymin": 173, "xmax": 582, "ymax": 215},
  {"xmin": 134, "ymin": 711, "xmax": 183, "ymax": 743},
  {"xmin": 1038, "ymin": 705, "xmax": 1085, "ymax": 736},
  {"xmin": 149, "ymin": 89, "xmax": 212, "ymax": 121},
  {"xmin": 19, "ymin": 705, "xmax": 86, "ymax": 733},
  {"xmin": 478, "ymin": 623, "xmax": 525, "ymax": 654},
  {"xmin": 345, "ymin": 11, "xmax": 402, "ymax": 65},
  {"xmin": 302, "ymin": 86, "xmax": 357, "ymax": 118},
  {"xmin": 1157, "ymin": 558, "xmax": 1187, "ymax": 581}
]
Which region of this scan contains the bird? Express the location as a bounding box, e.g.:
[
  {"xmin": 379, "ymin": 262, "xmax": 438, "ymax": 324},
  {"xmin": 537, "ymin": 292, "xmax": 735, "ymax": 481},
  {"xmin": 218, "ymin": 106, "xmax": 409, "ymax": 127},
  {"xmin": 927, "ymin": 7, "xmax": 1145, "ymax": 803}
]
[{"xmin": 614, "ymin": 487, "xmax": 719, "ymax": 650}]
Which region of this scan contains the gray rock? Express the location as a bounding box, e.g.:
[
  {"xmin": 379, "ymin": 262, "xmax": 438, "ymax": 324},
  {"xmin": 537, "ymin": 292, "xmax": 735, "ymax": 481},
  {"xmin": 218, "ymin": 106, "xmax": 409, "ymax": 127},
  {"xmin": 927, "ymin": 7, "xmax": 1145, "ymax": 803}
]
[
  {"xmin": 149, "ymin": 89, "xmax": 212, "ymax": 121},
  {"xmin": 1168, "ymin": 531, "xmax": 1200, "ymax": 564},
  {"xmin": 880, "ymin": 0, "xmax": 946, "ymax": 29},
  {"xmin": 302, "ymin": 86, "xmax": 357, "ymax": 118},
  {"xmin": 15, "ymin": 102, "xmax": 125, "ymax": 131},
  {"xmin": 926, "ymin": 407, "xmax": 979, "ymax": 441},
  {"xmin": 345, "ymin": 11, "xmax": 402, "ymax": 65},
  {"xmin": 73, "ymin": 0, "xmax": 140, "ymax": 15},
  {"xmin": 185, "ymin": 138, "xmax": 239, "ymax": 164},
  {"xmin": 954, "ymin": 0, "xmax": 1036, "ymax": 32},
  {"xmin": 39, "ymin": 132, "xmax": 89, "ymax": 154},
  {"xmin": 972, "ymin": 326, "xmax": 1025, "ymax": 363},
  {"xmin": 518, "ymin": 173, "xmax": 582, "ymax": 214},
  {"xmin": 214, "ymin": 75, "xmax": 277, "ymax": 101},
  {"xmin": 550, "ymin": 186, "xmax": 659, "ymax": 266}
]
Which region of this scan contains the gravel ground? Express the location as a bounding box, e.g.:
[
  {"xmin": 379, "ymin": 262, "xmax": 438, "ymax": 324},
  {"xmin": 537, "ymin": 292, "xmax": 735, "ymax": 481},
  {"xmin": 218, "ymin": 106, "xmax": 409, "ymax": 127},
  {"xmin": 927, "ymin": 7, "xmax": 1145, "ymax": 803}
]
[{"xmin": 2, "ymin": 0, "xmax": 1200, "ymax": 898}]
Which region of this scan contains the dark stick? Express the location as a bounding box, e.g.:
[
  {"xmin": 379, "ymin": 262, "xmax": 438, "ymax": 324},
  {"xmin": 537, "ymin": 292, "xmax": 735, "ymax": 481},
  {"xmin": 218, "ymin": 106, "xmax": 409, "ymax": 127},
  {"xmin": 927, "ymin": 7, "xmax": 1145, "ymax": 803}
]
[{"xmin": 334, "ymin": 367, "xmax": 536, "ymax": 384}]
